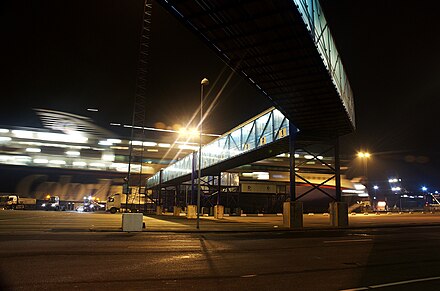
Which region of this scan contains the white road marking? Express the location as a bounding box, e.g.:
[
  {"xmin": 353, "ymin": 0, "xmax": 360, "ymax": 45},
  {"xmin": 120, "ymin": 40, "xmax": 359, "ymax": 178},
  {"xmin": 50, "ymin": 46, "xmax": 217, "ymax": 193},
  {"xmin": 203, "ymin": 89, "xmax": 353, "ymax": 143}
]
[
  {"xmin": 323, "ymin": 239, "xmax": 372, "ymax": 244},
  {"xmin": 340, "ymin": 276, "xmax": 440, "ymax": 290},
  {"xmin": 241, "ymin": 274, "xmax": 257, "ymax": 278}
]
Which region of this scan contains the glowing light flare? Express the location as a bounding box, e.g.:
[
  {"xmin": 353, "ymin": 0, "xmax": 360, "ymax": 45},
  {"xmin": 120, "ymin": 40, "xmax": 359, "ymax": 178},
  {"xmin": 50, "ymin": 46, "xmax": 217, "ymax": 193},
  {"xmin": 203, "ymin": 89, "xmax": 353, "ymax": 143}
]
[
  {"xmin": 102, "ymin": 154, "xmax": 115, "ymax": 161},
  {"xmin": 73, "ymin": 161, "xmax": 87, "ymax": 167},
  {"xmin": 66, "ymin": 150, "xmax": 80, "ymax": 156},
  {"xmin": 377, "ymin": 201, "xmax": 387, "ymax": 207},
  {"xmin": 254, "ymin": 172, "xmax": 270, "ymax": 180},
  {"xmin": 178, "ymin": 128, "xmax": 199, "ymax": 137},
  {"xmin": 0, "ymin": 137, "xmax": 12, "ymax": 142},
  {"xmin": 26, "ymin": 148, "xmax": 41, "ymax": 153},
  {"xmin": 357, "ymin": 152, "xmax": 371, "ymax": 158},
  {"xmin": 143, "ymin": 141, "xmax": 157, "ymax": 147},
  {"xmin": 354, "ymin": 184, "xmax": 366, "ymax": 191},
  {"xmin": 104, "ymin": 139, "xmax": 122, "ymax": 144},
  {"xmin": 12, "ymin": 130, "xmax": 34, "ymax": 139},
  {"xmin": 98, "ymin": 140, "xmax": 113, "ymax": 146},
  {"xmin": 3, "ymin": 156, "xmax": 18, "ymax": 163}
]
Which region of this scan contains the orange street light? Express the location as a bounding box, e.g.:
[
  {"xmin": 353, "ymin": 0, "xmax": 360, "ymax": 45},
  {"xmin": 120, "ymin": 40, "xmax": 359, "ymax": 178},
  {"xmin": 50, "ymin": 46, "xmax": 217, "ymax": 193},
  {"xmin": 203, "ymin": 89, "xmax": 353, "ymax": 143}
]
[
  {"xmin": 357, "ymin": 152, "xmax": 371, "ymax": 158},
  {"xmin": 357, "ymin": 151, "xmax": 371, "ymax": 181},
  {"xmin": 178, "ymin": 127, "xmax": 199, "ymax": 137}
]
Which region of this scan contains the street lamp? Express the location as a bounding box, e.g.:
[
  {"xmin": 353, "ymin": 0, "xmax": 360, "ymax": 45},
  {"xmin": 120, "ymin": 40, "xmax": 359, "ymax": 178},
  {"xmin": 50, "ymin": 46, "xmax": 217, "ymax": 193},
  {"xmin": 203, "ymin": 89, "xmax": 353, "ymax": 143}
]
[
  {"xmin": 197, "ymin": 78, "xmax": 209, "ymax": 229},
  {"xmin": 357, "ymin": 152, "xmax": 371, "ymax": 158},
  {"xmin": 357, "ymin": 151, "xmax": 370, "ymax": 180},
  {"xmin": 373, "ymin": 185, "xmax": 379, "ymax": 198}
]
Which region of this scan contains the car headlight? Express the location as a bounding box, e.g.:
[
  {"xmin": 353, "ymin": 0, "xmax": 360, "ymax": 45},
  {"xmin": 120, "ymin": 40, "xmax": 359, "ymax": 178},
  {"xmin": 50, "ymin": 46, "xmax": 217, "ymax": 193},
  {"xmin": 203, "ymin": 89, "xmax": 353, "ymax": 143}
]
[
  {"xmin": 42, "ymin": 203, "xmax": 46, "ymax": 207},
  {"xmin": 51, "ymin": 203, "xmax": 56, "ymax": 207}
]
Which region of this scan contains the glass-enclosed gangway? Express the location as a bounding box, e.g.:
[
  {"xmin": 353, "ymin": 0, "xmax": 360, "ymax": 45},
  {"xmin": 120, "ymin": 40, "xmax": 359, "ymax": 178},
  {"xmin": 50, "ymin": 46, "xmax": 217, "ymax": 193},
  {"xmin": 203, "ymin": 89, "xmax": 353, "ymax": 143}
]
[{"xmin": 146, "ymin": 107, "xmax": 293, "ymax": 188}]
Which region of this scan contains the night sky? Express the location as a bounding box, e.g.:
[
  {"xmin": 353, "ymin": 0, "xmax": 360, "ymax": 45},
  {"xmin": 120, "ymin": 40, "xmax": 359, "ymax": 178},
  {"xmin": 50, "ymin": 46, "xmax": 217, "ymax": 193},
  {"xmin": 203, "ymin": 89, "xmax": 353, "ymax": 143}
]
[{"xmin": 1, "ymin": 0, "xmax": 440, "ymax": 191}]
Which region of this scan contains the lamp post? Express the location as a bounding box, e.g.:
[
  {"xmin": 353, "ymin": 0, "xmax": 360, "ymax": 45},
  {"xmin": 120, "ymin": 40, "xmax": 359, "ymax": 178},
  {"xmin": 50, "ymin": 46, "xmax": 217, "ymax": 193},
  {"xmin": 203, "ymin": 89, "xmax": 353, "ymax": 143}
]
[
  {"xmin": 373, "ymin": 185, "xmax": 379, "ymax": 198},
  {"xmin": 372, "ymin": 185, "xmax": 379, "ymax": 211},
  {"xmin": 197, "ymin": 78, "xmax": 209, "ymax": 229},
  {"xmin": 422, "ymin": 186, "xmax": 428, "ymax": 204}
]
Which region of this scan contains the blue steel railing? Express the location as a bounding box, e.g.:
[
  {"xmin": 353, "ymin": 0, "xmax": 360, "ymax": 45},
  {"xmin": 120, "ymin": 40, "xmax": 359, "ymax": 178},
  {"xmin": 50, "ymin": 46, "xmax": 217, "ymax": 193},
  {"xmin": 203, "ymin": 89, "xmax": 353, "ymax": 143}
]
[
  {"xmin": 146, "ymin": 107, "xmax": 290, "ymax": 188},
  {"xmin": 293, "ymin": 0, "xmax": 355, "ymax": 128}
]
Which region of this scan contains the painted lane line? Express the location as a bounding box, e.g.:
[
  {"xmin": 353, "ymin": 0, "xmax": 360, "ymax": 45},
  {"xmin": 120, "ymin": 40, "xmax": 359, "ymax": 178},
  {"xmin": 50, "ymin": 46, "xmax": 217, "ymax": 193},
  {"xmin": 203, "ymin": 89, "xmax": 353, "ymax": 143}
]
[
  {"xmin": 241, "ymin": 274, "xmax": 257, "ymax": 278},
  {"xmin": 324, "ymin": 239, "xmax": 372, "ymax": 244},
  {"xmin": 340, "ymin": 275, "xmax": 440, "ymax": 291}
]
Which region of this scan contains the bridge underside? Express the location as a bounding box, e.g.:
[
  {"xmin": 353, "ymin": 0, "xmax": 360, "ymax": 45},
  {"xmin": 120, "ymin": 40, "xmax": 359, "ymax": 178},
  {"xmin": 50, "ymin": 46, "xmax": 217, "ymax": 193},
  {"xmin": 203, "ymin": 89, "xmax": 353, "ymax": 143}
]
[{"xmin": 157, "ymin": 0, "xmax": 355, "ymax": 137}]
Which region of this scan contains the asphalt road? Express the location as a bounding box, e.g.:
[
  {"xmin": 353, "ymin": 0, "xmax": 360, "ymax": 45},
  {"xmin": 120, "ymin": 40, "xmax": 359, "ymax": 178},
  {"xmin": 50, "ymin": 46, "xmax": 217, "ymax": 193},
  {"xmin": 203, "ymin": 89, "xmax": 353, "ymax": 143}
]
[{"xmin": 1, "ymin": 211, "xmax": 440, "ymax": 290}]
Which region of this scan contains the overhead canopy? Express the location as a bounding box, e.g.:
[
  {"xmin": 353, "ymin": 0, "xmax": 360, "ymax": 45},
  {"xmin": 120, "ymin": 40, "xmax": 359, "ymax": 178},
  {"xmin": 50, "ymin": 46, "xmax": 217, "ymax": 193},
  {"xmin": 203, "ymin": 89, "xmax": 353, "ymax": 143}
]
[{"xmin": 157, "ymin": 0, "xmax": 355, "ymax": 137}]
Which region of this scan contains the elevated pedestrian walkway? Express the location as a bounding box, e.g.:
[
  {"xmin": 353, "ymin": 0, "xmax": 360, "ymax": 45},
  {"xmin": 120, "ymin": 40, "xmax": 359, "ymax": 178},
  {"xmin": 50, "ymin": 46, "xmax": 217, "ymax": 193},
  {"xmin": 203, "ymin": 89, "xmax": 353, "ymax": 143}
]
[
  {"xmin": 147, "ymin": 107, "xmax": 291, "ymax": 188},
  {"xmin": 157, "ymin": 0, "xmax": 355, "ymax": 137}
]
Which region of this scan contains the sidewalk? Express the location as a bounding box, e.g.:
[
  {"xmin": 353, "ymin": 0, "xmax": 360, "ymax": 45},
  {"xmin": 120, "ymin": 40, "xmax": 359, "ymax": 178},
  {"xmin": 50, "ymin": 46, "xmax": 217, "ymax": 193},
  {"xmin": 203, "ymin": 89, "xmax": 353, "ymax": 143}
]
[{"xmin": 131, "ymin": 212, "xmax": 440, "ymax": 233}]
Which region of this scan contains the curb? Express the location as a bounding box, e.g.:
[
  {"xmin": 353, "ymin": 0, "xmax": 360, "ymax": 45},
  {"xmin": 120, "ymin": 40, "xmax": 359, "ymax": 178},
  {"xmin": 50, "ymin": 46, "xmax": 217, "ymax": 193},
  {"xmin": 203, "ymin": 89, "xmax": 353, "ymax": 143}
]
[{"xmin": 88, "ymin": 222, "xmax": 440, "ymax": 234}]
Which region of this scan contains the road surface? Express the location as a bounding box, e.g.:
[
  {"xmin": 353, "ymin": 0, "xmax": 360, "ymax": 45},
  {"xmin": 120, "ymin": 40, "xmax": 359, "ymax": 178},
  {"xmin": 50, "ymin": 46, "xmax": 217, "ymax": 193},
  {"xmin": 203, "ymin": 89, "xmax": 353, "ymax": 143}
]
[{"xmin": 1, "ymin": 211, "xmax": 440, "ymax": 290}]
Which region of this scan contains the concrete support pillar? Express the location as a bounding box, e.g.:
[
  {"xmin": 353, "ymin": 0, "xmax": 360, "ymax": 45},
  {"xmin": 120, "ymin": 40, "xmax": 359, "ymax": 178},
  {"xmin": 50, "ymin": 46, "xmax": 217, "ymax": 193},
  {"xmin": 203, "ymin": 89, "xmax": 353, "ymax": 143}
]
[
  {"xmin": 158, "ymin": 170, "xmax": 163, "ymax": 206},
  {"xmin": 283, "ymin": 201, "xmax": 303, "ymax": 229},
  {"xmin": 190, "ymin": 151, "xmax": 196, "ymax": 205},
  {"xmin": 334, "ymin": 138, "xmax": 342, "ymax": 202},
  {"xmin": 214, "ymin": 205, "xmax": 224, "ymax": 219},
  {"xmin": 187, "ymin": 205, "xmax": 197, "ymax": 219},
  {"xmin": 329, "ymin": 202, "xmax": 348, "ymax": 227},
  {"xmin": 156, "ymin": 205, "xmax": 162, "ymax": 216},
  {"xmin": 289, "ymin": 122, "xmax": 297, "ymax": 201},
  {"xmin": 173, "ymin": 206, "xmax": 181, "ymax": 217}
]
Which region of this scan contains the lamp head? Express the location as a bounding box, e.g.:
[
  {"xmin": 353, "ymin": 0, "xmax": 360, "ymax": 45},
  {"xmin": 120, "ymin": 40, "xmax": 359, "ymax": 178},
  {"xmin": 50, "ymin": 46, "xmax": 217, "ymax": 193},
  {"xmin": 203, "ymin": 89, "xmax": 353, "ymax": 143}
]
[{"xmin": 201, "ymin": 78, "xmax": 209, "ymax": 86}]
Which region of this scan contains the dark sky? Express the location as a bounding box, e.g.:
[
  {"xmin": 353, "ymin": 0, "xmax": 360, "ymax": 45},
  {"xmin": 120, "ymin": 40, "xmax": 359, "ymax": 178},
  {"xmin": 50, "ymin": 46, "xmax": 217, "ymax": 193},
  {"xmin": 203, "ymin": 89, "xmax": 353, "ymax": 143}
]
[{"xmin": 1, "ymin": 0, "xmax": 440, "ymax": 191}]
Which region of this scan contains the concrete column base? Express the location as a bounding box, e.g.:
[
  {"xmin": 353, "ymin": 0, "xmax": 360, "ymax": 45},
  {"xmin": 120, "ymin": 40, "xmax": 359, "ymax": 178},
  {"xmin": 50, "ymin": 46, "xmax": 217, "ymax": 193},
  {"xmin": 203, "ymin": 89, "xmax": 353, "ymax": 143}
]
[
  {"xmin": 173, "ymin": 206, "xmax": 181, "ymax": 217},
  {"xmin": 283, "ymin": 201, "xmax": 303, "ymax": 229},
  {"xmin": 155, "ymin": 205, "xmax": 162, "ymax": 216},
  {"xmin": 187, "ymin": 205, "xmax": 197, "ymax": 219},
  {"xmin": 329, "ymin": 202, "xmax": 348, "ymax": 227},
  {"xmin": 214, "ymin": 205, "xmax": 224, "ymax": 219}
]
